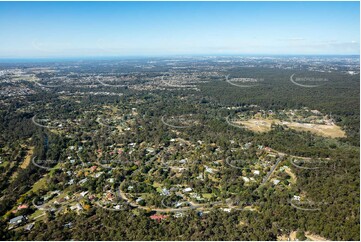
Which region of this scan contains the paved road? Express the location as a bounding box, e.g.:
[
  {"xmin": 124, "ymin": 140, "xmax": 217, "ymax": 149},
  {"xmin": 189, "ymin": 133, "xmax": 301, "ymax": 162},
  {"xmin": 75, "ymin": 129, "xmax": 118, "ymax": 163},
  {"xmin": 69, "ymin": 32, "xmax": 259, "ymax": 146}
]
[
  {"xmin": 290, "ymin": 160, "xmax": 320, "ymax": 170},
  {"xmin": 225, "ymin": 116, "xmax": 245, "ymax": 129},
  {"xmin": 117, "ymin": 182, "xmax": 227, "ymax": 213},
  {"xmin": 225, "ymin": 75, "xmax": 258, "ymax": 88},
  {"xmin": 289, "ymin": 73, "xmax": 322, "ymax": 88},
  {"xmin": 96, "ymin": 77, "xmax": 124, "ymax": 87},
  {"xmin": 118, "ymin": 187, "xmax": 200, "ymax": 212},
  {"xmin": 289, "ymin": 200, "xmax": 321, "ymax": 211},
  {"xmin": 261, "ymin": 155, "xmax": 284, "ymax": 185},
  {"xmin": 161, "ymin": 115, "xmax": 192, "ymax": 129}
]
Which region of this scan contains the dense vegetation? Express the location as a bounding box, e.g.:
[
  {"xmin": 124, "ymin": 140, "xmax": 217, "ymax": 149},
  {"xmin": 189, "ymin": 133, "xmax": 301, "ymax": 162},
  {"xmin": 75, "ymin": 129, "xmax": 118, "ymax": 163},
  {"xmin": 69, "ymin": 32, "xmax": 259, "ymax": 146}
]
[{"xmin": 0, "ymin": 59, "xmax": 359, "ymax": 240}]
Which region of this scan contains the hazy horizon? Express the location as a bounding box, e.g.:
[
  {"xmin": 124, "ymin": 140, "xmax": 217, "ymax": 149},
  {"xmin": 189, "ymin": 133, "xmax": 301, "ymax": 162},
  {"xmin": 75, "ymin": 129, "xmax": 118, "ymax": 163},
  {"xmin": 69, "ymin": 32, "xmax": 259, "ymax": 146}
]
[{"xmin": 0, "ymin": 1, "xmax": 359, "ymax": 58}]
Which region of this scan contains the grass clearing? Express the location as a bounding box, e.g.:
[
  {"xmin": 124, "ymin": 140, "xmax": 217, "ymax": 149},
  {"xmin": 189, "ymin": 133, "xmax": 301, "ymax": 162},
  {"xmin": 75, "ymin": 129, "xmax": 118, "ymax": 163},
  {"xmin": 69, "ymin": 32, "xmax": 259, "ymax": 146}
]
[
  {"xmin": 29, "ymin": 209, "xmax": 45, "ymax": 220},
  {"xmin": 153, "ymin": 182, "xmax": 162, "ymax": 188},
  {"xmin": 0, "ymin": 161, "xmax": 9, "ymax": 168},
  {"xmin": 31, "ymin": 176, "xmax": 48, "ymax": 193}
]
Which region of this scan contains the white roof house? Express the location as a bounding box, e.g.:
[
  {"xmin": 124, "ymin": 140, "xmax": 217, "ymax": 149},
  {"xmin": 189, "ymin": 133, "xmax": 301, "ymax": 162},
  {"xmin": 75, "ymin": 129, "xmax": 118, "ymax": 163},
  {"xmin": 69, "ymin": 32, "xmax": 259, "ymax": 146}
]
[
  {"xmin": 221, "ymin": 208, "xmax": 232, "ymax": 213},
  {"xmin": 253, "ymin": 170, "xmax": 260, "ymax": 175},
  {"xmin": 78, "ymin": 178, "xmax": 88, "ymax": 184},
  {"xmin": 183, "ymin": 187, "xmax": 192, "ymax": 193},
  {"xmin": 80, "ymin": 191, "xmax": 88, "ymax": 197},
  {"xmin": 161, "ymin": 188, "xmax": 170, "ymax": 196},
  {"xmin": 204, "ymin": 166, "xmax": 214, "ymax": 174}
]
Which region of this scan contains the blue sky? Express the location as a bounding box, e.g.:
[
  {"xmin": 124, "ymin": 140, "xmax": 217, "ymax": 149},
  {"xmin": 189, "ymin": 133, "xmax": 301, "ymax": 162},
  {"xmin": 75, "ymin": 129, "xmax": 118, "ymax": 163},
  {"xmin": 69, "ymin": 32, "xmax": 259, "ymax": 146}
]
[{"xmin": 0, "ymin": 1, "xmax": 359, "ymax": 57}]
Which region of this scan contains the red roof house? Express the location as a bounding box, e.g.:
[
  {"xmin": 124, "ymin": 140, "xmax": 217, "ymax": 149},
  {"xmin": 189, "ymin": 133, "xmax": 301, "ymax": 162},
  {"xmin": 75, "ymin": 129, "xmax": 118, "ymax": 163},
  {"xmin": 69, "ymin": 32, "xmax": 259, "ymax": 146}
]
[
  {"xmin": 17, "ymin": 204, "xmax": 29, "ymax": 210},
  {"xmin": 90, "ymin": 166, "xmax": 97, "ymax": 173},
  {"xmin": 150, "ymin": 214, "xmax": 168, "ymax": 222}
]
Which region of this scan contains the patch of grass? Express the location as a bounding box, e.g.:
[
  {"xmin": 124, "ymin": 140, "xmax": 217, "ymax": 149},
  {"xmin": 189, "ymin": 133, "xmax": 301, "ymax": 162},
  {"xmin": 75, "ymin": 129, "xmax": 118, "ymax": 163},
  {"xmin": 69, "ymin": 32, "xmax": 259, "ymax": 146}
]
[
  {"xmin": 202, "ymin": 193, "xmax": 213, "ymax": 199},
  {"xmin": 31, "ymin": 176, "xmax": 48, "ymax": 193},
  {"xmin": 28, "ymin": 209, "xmax": 44, "ymax": 220},
  {"xmin": 0, "ymin": 161, "xmax": 9, "ymax": 167}
]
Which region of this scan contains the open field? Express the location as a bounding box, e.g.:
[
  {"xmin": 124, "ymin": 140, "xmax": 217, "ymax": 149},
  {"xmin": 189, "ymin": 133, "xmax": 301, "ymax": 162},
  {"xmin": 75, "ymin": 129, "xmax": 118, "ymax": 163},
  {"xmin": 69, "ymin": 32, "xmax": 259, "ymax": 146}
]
[
  {"xmin": 277, "ymin": 231, "xmax": 329, "ymax": 241},
  {"xmin": 234, "ymin": 119, "xmax": 273, "ymax": 133},
  {"xmin": 10, "ymin": 146, "xmax": 35, "ymax": 181},
  {"xmin": 233, "ymin": 118, "xmax": 346, "ymax": 138},
  {"xmin": 284, "ymin": 167, "xmax": 297, "ymax": 184},
  {"xmin": 283, "ymin": 121, "xmax": 346, "ymax": 138},
  {"xmin": 20, "ymin": 146, "xmax": 34, "ymax": 169},
  {"xmin": 305, "ymin": 232, "xmax": 329, "ymax": 241}
]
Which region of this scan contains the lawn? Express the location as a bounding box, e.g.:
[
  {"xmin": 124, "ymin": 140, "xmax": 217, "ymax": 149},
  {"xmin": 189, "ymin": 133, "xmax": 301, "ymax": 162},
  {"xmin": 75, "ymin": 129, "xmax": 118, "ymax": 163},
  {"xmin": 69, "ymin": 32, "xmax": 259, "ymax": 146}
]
[{"xmin": 202, "ymin": 193, "xmax": 214, "ymax": 199}]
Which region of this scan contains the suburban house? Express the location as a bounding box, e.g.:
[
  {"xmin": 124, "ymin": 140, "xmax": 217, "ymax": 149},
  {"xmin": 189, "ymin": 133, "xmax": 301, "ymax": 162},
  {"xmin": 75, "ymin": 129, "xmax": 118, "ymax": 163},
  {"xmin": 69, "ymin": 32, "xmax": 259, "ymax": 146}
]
[
  {"xmin": 9, "ymin": 215, "xmax": 26, "ymax": 226},
  {"xmin": 150, "ymin": 214, "xmax": 168, "ymax": 222}
]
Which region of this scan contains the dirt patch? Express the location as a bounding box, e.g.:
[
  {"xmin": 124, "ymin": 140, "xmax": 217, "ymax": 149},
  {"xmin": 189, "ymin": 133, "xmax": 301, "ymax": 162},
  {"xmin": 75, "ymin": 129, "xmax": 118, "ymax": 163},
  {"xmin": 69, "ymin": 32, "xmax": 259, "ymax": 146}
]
[
  {"xmin": 305, "ymin": 232, "xmax": 329, "ymax": 241},
  {"xmin": 238, "ymin": 220, "xmax": 248, "ymax": 227},
  {"xmin": 10, "ymin": 146, "xmax": 35, "ymax": 181},
  {"xmin": 284, "ymin": 167, "xmax": 297, "ymax": 183},
  {"xmin": 277, "ymin": 231, "xmax": 297, "ymax": 241},
  {"xmin": 289, "ymin": 231, "xmax": 297, "ymax": 241},
  {"xmin": 234, "ymin": 119, "xmax": 273, "ymax": 132},
  {"xmin": 277, "ymin": 234, "xmax": 289, "ymax": 241},
  {"xmin": 284, "ymin": 121, "xmax": 346, "ymax": 138},
  {"xmin": 278, "ymin": 231, "xmax": 328, "ymax": 241},
  {"xmin": 235, "ymin": 118, "xmax": 345, "ymax": 138},
  {"xmin": 20, "ymin": 146, "xmax": 34, "ymax": 169}
]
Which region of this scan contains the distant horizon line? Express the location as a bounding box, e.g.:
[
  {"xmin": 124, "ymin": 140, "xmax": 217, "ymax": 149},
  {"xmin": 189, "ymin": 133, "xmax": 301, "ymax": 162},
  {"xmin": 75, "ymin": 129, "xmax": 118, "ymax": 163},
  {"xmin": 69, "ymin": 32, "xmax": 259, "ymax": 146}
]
[{"xmin": 0, "ymin": 53, "xmax": 359, "ymax": 61}]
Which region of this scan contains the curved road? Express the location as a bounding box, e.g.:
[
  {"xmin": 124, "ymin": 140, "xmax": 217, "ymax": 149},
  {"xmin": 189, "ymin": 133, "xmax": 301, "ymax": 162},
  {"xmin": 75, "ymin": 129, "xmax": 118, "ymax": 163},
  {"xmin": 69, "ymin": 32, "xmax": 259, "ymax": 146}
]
[
  {"xmin": 289, "ymin": 73, "xmax": 323, "ymax": 88},
  {"xmin": 225, "ymin": 75, "xmax": 259, "ymax": 88}
]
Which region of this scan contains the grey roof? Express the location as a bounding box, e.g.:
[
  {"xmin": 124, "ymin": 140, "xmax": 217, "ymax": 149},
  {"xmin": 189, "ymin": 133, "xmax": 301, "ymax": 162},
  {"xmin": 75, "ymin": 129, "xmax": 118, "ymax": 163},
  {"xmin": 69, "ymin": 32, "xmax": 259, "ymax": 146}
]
[
  {"xmin": 25, "ymin": 223, "xmax": 34, "ymax": 231},
  {"xmin": 9, "ymin": 215, "xmax": 25, "ymax": 224}
]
